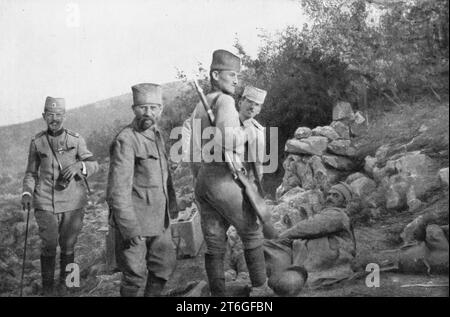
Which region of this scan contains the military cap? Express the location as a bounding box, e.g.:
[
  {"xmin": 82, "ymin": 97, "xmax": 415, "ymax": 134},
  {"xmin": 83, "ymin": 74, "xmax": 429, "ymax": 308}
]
[
  {"xmin": 329, "ymin": 182, "xmax": 354, "ymax": 203},
  {"xmin": 243, "ymin": 86, "xmax": 267, "ymax": 104},
  {"xmin": 44, "ymin": 96, "xmax": 66, "ymax": 113},
  {"xmin": 210, "ymin": 49, "xmax": 241, "ymax": 72},
  {"xmin": 131, "ymin": 83, "xmax": 163, "ymax": 106},
  {"xmin": 269, "ymin": 265, "xmax": 308, "ymax": 297}
]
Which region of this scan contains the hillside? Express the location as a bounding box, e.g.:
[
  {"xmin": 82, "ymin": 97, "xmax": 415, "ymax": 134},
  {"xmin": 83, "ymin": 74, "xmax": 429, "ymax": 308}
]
[{"xmin": 0, "ymin": 80, "xmax": 191, "ymax": 176}]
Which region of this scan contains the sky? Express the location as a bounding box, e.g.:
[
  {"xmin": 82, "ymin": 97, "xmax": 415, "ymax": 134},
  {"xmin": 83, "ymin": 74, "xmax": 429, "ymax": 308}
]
[{"xmin": 0, "ymin": 0, "xmax": 307, "ymax": 126}]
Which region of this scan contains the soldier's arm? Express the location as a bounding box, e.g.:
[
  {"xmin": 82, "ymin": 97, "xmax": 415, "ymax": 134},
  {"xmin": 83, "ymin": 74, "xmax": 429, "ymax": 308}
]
[
  {"xmin": 166, "ymin": 170, "xmax": 179, "ymax": 219},
  {"xmin": 278, "ymin": 208, "xmax": 350, "ymax": 240},
  {"xmin": 107, "ymin": 136, "xmax": 142, "ymax": 240},
  {"xmin": 76, "ymin": 135, "xmax": 99, "ymax": 178},
  {"xmin": 22, "ymin": 139, "xmax": 40, "ymax": 196},
  {"xmin": 214, "ymin": 94, "xmax": 255, "ymax": 152}
]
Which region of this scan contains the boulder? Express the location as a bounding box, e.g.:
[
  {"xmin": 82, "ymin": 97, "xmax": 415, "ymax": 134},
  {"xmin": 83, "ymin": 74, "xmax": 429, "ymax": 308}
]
[
  {"xmin": 332, "ymin": 101, "xmax": 354, "ymax": 121},
  {"xmin": 350, "ymin": 177, "xmax": 377, "ymax": 198},
  {"xmin": 322, "ymin": 154, "xmax": 355, "ymax": 171},
  {"xmin": 294, "ymin": 158, "xmax": 315, "ymax": 189},
  {"xmin": 393, "ymin": 152, "xmax": 441, "ymax": 198},
  {"xmin": 385, "ymin": 174, "xmax": 410, "ymax": 210},
  {"xmin": 401, "ymin": 215, "xmax": 426, "ymax": 244},
  {"xmin": 364, "ymin": 156, "xmax": 377, "ymax": 175},
  {"xmin": 439, "ymin": 167, "xmax": 449, "ymax": 187},
  {"xmin": 311, "ymin": 126, "xmax": 340, "ymax": 141},
  {"xmin": 375, "ymin": 144, "xmax": 390, "ymax": 163},
  {"xmin": 278, "ymin": 186, "xmax": 305, "ymax": 204},
  {"xmin": 327, "ymin": 139, "xmax": 356, "ymax": 157},
  {"xmin": 330, "ymin": 121, "xmax": 350, "ymax": 139},
  {"xmin": 285, "ymin": 137, "xmax": 329, "ymax": 156},
  {"xmin": 349, "ymin": 111, "xmax": 366, "ymax": 136},
  {"xmin": 294, "ymin": 127, "xmax": 312, "ymax": 139}
]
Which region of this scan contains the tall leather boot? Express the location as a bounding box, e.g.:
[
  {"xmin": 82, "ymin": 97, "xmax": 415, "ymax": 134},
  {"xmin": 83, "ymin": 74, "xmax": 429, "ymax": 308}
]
[
  {"xmin": 244, "ymin": 246, "xmax": 272, "ymax": 296},
  {"xmin": 58, "ymin": 253, "xmax": 75, "ymax": 296},
  {"xmin": 40, "ymin": 255, "xmax": 56, "ymax": 296},
  {"xmin": 204, "ymin": 253, "xmax": 226, "ymax": 297},
  {"xmin": 144, "ymin": 272, "xmax": 166, "ymax": 297}
]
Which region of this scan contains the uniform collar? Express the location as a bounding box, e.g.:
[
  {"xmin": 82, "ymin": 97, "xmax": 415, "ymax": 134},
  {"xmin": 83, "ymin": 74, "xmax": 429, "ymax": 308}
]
[{"xmin": 47, "ymin": 128, "xmax": 65, "ymax": 137}]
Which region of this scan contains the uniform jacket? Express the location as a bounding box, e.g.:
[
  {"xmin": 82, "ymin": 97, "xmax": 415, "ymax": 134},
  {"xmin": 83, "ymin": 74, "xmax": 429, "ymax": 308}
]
[
  {"xmin": 267, "ymin": 206, "xmax": 356, "ymax": 288},
  {"xmin": 22, "ymin": 129, "xmax": 98, "ymax": 213},
  {"xmin": 107, "ymin": 120, "xmax": 178, "ymax": 240},
  {"xmin": 246, "ymin": 118, "xmax": 265, "ymax": 181}
]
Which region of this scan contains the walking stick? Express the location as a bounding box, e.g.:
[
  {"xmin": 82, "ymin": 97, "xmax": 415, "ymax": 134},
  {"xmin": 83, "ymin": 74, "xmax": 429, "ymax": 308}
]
[{"xmin": 19, "ymin": 205, "xmax": 31, "ymax": 297}]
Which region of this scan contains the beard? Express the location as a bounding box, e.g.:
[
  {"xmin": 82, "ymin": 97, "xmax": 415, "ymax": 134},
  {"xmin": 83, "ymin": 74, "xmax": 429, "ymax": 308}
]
[{"xmin": 138, "ymin": 116, "xmax": 155, "ymax": 130}]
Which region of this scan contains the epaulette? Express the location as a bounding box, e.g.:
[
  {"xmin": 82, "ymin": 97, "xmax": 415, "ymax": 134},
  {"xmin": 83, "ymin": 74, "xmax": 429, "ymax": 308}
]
[
  {"xmin": 251, "ymin": 118, "xmax": 264, "ymax": 131},
  {"xmin": 65, "ymin": 129, "xmax": 80, "ymax": 138},
  {"xmin": 32, "ymin": 130, "xmax": 46, "ymax": 141}
]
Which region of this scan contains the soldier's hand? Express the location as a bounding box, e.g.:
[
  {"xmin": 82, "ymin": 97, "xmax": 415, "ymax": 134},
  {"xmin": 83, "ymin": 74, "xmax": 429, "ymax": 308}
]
[
  {"xmin": 128, "ymin": 236, "xmax": 144, "ymax": 248},
  {"xmin": 21, "ymin": 194, "xmax": 32, "ymax": 211},
  {"xmin": 61, "ymin": 162, "xmax": 83, "ymax": 181}
]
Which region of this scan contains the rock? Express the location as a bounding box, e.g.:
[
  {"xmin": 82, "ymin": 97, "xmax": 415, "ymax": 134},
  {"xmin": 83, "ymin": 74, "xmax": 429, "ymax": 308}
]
[
  {"xmin": 350, "ymin": 177, "xmax": 377, "ymax": 198},
  {"xmin": 385, "ymin": 175, "xmax": 410, "ymax": 210},
  {"xmin": 285, "ymin": 137, "xmax": 329, "ymax": 156},
  {"xmin": 309, "ymin": 155, "xmax": 329, "ymax": 190},
  {"xmin": 278, "ymin": 187, "xmax": 305, "ymax": 203},
  {"xmin": 294, "ymin": 127, "xmax": 312, "ymax": 139},
  {"xmin": 401, "ymin": 215, "xmax": 426, "ymax": 244},
  {"xmin": 322, "ymin": 154, "xmax": 355, "ymax": 171},
  {"xmin": 294, "ymin": 158, "xmax": 315, "ymax": 189},
  {"xmin": 330, "ymin": 121, "xmax": 350, "ymax": 139},
  {"xmin": 439, "ymin": 167, "xmax": 449, "ymax": 187},
  {"xmin": 349, "ymin": 111, "xmax": 366, "ymax": 137},
  {"xmin": 375, "ymin": 144, "xmax": 390, "ymax": 163},
  {"xmin": 364, "ymin": 156, "xmax": 377, "ymax": 175},
  {"xmin": 327, "ymin": 139, "xmax": 356, "ymax": 157},
  {"xmin": 345, "ymin": 172, "xmax": 366, "ymax": 184},
  {"xmin": 406, "ymin": 186, "xmax": 422, "ymax": 212},
  {"xmin": 394, "ymin": 152, "xmax": 441, "ymax": 198},
  {"xmin": 332, "ymin": 101, "xmax": 354, "ymax": 121},
  {"xmin": 311, "ymin": 126, "xmax": 340, "ymax": 141}
]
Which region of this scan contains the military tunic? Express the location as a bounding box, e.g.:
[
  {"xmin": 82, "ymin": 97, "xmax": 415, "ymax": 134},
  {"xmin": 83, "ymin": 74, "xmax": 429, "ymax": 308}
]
[
  {"xmin": 23, "ymin": 129, "xmax": 98, "ymax": 213},
  {"xmin": 107, "ymin": 119, "xmax": 177, "ymax": 288}
]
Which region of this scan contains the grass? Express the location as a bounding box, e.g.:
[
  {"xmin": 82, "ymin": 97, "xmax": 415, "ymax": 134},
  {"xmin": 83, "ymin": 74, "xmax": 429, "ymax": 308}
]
[{"xmin": 355, "ymin": 97, "xmax": 449, "ymax": 167}]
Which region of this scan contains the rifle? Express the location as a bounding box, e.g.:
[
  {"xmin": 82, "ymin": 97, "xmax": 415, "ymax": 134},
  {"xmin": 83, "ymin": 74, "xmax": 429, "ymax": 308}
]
[{"xmin": 191, "ymin": 79, "xmax": 277, "ymax": 239}]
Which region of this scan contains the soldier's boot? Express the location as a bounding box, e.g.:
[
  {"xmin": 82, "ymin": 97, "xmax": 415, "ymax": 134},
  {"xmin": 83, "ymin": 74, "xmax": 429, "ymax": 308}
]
[
  {"xmin": 143, "ymin": 272, "xmax": 166, "ymax": 297},
  {"xmin": 40, "ymin": 255, "xmax": 56, "ymax": 296},
  {"xmin": 244, "ymin": 246, "xmax": 272, "ymax": 297},
  {"xmin": 204, "ymin": 253, "xmax": 226, "ymax": 297},
  {"xmin": 120, "ymin": 285, "xmax": 140, "ymax": 297},
  {"xmin": 57, "ymin": 253, "xmax": 75, "ymax": 296}
]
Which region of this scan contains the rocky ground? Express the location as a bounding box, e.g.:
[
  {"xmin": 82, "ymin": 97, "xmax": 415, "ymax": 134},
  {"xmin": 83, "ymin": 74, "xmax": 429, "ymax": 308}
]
[{"xmin": 0, "ymin": 99, "xmax": 448, "ymax": 297}]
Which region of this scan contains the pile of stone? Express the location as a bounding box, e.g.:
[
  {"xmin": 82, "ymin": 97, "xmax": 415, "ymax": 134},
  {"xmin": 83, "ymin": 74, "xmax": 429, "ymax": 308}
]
[{"xmin": 277, "ymin": 101, "xmax": 366, "ymax": 199}]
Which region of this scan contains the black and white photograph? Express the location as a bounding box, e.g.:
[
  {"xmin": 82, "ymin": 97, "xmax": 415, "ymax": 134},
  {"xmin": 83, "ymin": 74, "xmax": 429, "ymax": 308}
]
[{"xmin": 0, "ymin": 0, "xmax": 448, "ymax": 301}]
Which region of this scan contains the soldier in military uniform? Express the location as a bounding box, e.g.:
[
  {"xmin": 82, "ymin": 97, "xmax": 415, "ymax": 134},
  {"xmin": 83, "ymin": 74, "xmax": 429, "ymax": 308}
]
[
  {"xmin": 192, "ymin": 50, "xmax": 270, "ymax": 296},
  {"xmin": 21, "ymin": 96, "xmax": 99, "ymax": 295},
  {"xmin": 107, "ymin": 83, "xmax": 178, "ymax": 297},
  {"xmin": 237, "ymin": 85, "xmax": 267, "ymax": 182},
  {"xmin": 224, "ymin": 86, "xmax": 268, "ymax": 281}
]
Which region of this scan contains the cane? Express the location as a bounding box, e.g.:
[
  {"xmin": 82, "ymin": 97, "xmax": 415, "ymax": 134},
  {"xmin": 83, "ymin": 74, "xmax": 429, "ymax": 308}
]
[{"xmin": 19, "ymin": 204, "xmax": 31, "ymax": 297}]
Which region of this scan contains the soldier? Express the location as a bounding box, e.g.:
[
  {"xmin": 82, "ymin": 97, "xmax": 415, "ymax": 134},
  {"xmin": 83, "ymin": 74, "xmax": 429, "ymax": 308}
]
[
  {"xmin": 264, "ymin": 182, "xmax": 357, "ymax": 293},
  {"xmin": 192, "ymin": 49, "xmax": 271, "ymax": 296},
  {"xmin": 107, "ymin": 83, "xmax": 178, "ymax": 297},
  {"xmin": 21, "ymin": 96, "xmax": 99, "ymax": 296},
  {"xmin": 237, "ymin": 85, "xmax": 267, "ymax": 182},
  {"xmin": 224, "ymin": 86, "xmax": 268, "ymax": 281}
]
